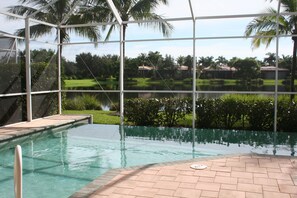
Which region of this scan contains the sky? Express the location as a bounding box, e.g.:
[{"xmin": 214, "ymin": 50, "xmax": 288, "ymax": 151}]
[{"xmin": 0, "ymin": 0, "xmax": 292, "ymax": 62}]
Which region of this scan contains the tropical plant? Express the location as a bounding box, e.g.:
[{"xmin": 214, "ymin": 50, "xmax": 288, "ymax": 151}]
[
  {"xmin": 159, "ymin": 98, "xmax": 188, "ymax": 127},
  {"xmin": 147, "ymin": 51, "xmax": 163, "ymax": 68},
  {"xmin": 176, "ymin": 56, "xmax": 185, "ymax": 66},
  {"xmin": 124, "ymin": 98, "xmax": 161, "ymax": 126},
  {"xmin": 87, "ymin": 0, "xmax": 173, "ymax": 59},
  {"xmin": 232, "ymin": 57, "xmax": 260, "ymax": 80},
  {"xmin": 264, "ymin": 52, "xmax": 276, "ymax": 66},
  {"xmin": 138, "ymin": 53, "xmax": 148, "ymax": 66},
  {"xmin": 215, "ymin": 56, "xmax": 228, "ymax": 66},
  {"xmin": 245, "ymin": 0, "xmax": 297, "ymax": 99},
  {"xmin": 7, "ymin": 0, "xmax": 101, "ymax": 53},
  {"xmin": 279, "ymin": 54, "xmax": 293, "ymax": 69},
  {"xmin": 198, "ymin": 56, "xmax": 214, "ymax": 68},
  {"xmin": 184, "ymin": 55, "xmax": 193, "ymax": 72}
]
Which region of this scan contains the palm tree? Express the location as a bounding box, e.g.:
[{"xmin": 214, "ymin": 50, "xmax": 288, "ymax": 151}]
[
  {"xmin": 199, "ymin": 56, "xmax": 214, "ymax": 68},
  {"xmin": 86, "ymin": 0, "xmax": 173, "ymax": 59},
  {"xmin": 245, "ymin": 0, "xmax": 297, "ymax": 99},
  {"xmin": 264, "ymin": 52, "xmax": 277, "ymax": 66},
  {"xmin": 176, "ymin": 56, "xmax": 185, "ymax": 66},
  {"xmin": 215, "ymin": 56, "xmax": 228, "ymax": 66},
  {"xmin": 7, "ymin": 0, "xmax": 102, "ymax": 54}
]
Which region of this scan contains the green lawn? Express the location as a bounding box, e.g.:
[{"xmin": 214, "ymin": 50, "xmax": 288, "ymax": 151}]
[
  {"xmin": 64, "ymin": 78, "xmax": 119, "ymax": 88},
  {"xmin": 63, "ymin": 110, "xmax": 194, "ymax": 127},
  {"xmin": 64, "ymin": 78, "xmax": 293, "ymax": 88},
  {"xmin": 263, "ymin": 79, "xmax": 284, "ymax": 86},
  {"xmin": 64, "ymin": 79, "xmax": 98, "ymax": 88},
  {"xmin": 63, "ymin": 110, "xmax": 120, "ymax": 125}
]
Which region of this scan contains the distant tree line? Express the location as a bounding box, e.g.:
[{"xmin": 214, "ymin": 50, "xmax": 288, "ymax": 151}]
[{"xmin": 21, "ymin": 49, "xmax": 293, "ymax": 81}]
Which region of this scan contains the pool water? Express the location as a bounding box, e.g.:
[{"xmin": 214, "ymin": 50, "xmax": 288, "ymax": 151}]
[{"xmin": 0, "ymin": 124, "xmax": 296, "ymax": 198}]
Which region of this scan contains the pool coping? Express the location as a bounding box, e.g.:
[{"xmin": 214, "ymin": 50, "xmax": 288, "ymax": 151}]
[
  {"xmin": 0, "ymin": 114, "xmax": 92, "ymax": 143},
  {"xmin": 69, "ymin": 153, "xmax": 297, "ymax": 198}
]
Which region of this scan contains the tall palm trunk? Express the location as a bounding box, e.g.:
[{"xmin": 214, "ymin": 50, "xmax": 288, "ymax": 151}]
[
  {"xmin": 57, "ymin": 28, "xmax": 65, "ymax": 58},
  {"xmin": 291, "ymin": 31, "xmax": 297, "ymax": 101}
]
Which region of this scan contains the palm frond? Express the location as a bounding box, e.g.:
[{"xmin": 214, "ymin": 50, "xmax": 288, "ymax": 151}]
[
  {"xmin": 7, "ymin": 5, "xmax": 39, "ymax": 17},
  {"xmin": 245, "ymin": 9, "xmax": 278, "ymax": 35},
  {"xmin": 251, "ymin": 30, "xmax": 276, "ymax": 49},
  {"xmin": 134, "ymin": 13, "xmax": 173, "ymax": 37},
  {"xmin": 105, "ymin": 24, "xmax": 116, "ymax": 41},
  {"xmin": 130, "ymin": 0, "xmax": 159, "ymax": 14},
  {"xmin": 73, "ymin": 3, "xmax": 112, "ymax": 24},
  {"xmin": 15, "ymin": 24, "xmax": 53, "ymax": 42},
  {"xmin": 7, "ymin": 0, "xmax": 104, "ymax": 46},
  {"xmin": 245, "ymin": 6, "xmax": 292, "ymax": 49},
  {"xmin": 73, "ymin": 26, "xmax": 101, "ymax": 43},
  {"xmin": 281, "ymin": 0, "xmax": 297, "ymax": 12},
  {"xmin": 18, "ymin": 0, "xmax": 50, "ymax": 7},
  {"xmin": 7, "ymin": 5, "xmax": 51, "ymax": 22},
  {"xmin": 124, "ymin": 0, "xmax": 173, "ymax": 37}
]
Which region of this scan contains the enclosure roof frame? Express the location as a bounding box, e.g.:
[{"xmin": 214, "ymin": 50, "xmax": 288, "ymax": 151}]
[{"xmin": 106, "ymin": 0, "xmax": 123, "ymax": 25}]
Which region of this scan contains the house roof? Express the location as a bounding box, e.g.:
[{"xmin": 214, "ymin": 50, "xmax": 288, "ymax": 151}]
[
  {"xmin": 260, "ymin": 66, "xmax": 289, "ymax": 72},
  {"xmin": 138, "ymin": 65, "xmax": 154, "ymax": 70},
  {"xmin": 203, "ymin": 65, "xmax": 237, "ymax": 72},
  {"xmin": 138, "ymin": 65, "xmax": 192, "ymax": 71},
  {"xmin": 178, "ymin": 65, "xmax": 189, "ymax": 71}
]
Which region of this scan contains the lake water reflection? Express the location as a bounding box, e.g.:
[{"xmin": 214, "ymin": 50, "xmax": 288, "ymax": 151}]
[
  {"xmin": 65, "ymin": 83, "xmax": 294, "ymax": 110},
  {"xmin": 65, "ymin": 82, "xmax": 293, "ymax": 92}
]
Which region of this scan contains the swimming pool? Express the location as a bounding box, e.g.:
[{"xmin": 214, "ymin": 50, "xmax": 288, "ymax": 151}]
[{"xmin": 0, "ymin": 124, "xmax": 296, "ymax": 198}]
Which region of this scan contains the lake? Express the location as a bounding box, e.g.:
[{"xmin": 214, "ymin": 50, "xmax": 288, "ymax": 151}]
[{"xmin": 64, "ymin": 82, "xmax": 295, "ymax": 111}]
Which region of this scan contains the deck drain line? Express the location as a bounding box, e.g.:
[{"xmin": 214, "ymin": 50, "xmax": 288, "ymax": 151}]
[{"xmin": 190, "ymin": 164, "xmax": 207, "ymax": 170}]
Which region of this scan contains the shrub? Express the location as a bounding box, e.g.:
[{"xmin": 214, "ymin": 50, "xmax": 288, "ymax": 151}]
[
  {"xmin": 109, "ymin": 103, "xmax": 120, "ymax": 111},
  {"xmin": 220, "ymin": 94, "xmax": 250, "ymax": 129},
  {"xmin": 121, "ymin": 95, "xmax": 297, "ymax": 131},
  {"xmin": 159, "ymin": 98, "xmax": 189, "ymax": 127},
  {"xmin": 64, "ymin": 94, "xmax": 101, "ymax": 110},
  {"xmin": 81, "ymin": 94, "xmax": 102, "ymax": 110},
  {"xmin": 278, "ymin": 100, "xmax": 297, "ymax": 132},
  {"xmin": 195, "ymin": 95, "xmax": 275, "ymax": 131},
  {"xmin": 247, "ymin": 98, "xmax": 274, "ymax": 131},
  {"xmin": 216, "ymin": 97, "xmax": 243, "ymax": 129},
  {"xmin": 124, "ymin": 98, "xmax": 161, "ymax": 126},
  {"xmin": 64, "ymin": 97, "xmax": 86, "ymax": 110},
  {"xmin": 195, "ymin": 98, "xmax": 217, "ymax": 128}
]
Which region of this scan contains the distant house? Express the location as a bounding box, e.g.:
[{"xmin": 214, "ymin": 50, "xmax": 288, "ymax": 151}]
[
  {"xmin": 201, "ymin": 65, "xmax": 237, "ymax": 79},
  {"xmin": 260, "ymin": 66, "xmax": 289, "ymax": 79},
  {"xmin": 138, "ymin": 65, "xmax": 154, "ymax": 71},
  {"xmin": 176, "ymin": 65, "xmax": 191, "ymax": 78},
  {"xmin": 177, "ymin": 65, "xmax": 189, "ymax": 71},
  {"xmin": 138, "ymin": 65, "xmax": 154, "ymax": 77}
]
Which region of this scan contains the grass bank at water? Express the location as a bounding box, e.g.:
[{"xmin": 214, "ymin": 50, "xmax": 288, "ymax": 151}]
[
  {"xmin": 63, "ymin": 110, "xmax": 193, "ymax": 127},
  {"xmin": 64, "ymin": 78, "xmax": 291, "ymax": 88},
  {"xmin": 63, "ymin": 110, "xmax": 120, "ymax": 125}
]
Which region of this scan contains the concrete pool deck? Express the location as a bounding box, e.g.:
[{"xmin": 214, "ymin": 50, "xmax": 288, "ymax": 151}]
[
  {"xmin": 0, "ymin": 114, "xmax": 92, "ymax": 142},
  {"xmin": 72, "ymin": 154, "xmax": 297, "ymax": 198}
]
